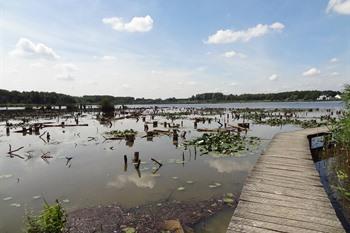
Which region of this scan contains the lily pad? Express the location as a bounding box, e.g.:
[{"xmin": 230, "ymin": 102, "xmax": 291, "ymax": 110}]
[
  {"xmin": 226, "ymin": 193, "xmax": 234, "ymax": 198},
  {"xmin": 3, "ymin": 197, "xmax": 13, "ymax": 201},
  {"xmin": 223, "ymin": 198, "xmax": 234, "ymax": 204},
  {"xmin": 10, "ymin": 203, "xmax": 21, "ymax": 207},
  {"xmin": 122, "ymin": 227, "xmax": 136, "ymax": 233},
  {"xmin": 177, "ymin": 186, "xmax": 185, "ymax": 191}
]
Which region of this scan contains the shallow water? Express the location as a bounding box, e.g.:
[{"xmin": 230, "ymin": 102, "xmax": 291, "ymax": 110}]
[{"xmin": 0, "ymin": 104, "xmax": 335, "ymax": 232}]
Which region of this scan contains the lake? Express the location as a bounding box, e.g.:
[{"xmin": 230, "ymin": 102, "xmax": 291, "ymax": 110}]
[{"xmin": 0, "ymin": 101, "xmax": 341, "ymax": 232}]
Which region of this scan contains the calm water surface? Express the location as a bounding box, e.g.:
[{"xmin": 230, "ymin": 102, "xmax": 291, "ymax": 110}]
[{"xmin": 0, "ymin": 102, "xmax": 334, "ymax": 232}]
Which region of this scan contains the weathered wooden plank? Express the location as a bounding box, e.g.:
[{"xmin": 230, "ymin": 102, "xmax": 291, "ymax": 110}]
[
  {"xmin": 229, "ymin": 216, "xmax": 321, "ymax": 233},
  {"xmin": 234, "ymin": 211, "xmax": 342, "ymax": 233},
  {"xmin": 246, "ymin": 177, "xmax": 325, "ymax": 192},
  {"xmin": 239, "ymin": 195, "xmax": 334, "ymax": 214},
  {"xmin": 226, "ymin": 128, "xmax": 345, "ymax": 233},
  {"xmin": 249, "ymin": 173, "xmax": 323, "ymax": 186},
  {"xmin": 241, "ymin": 190, "xmax": 333, "ymax": 208},
  {"xmin": 235, "ymin": 203, "xmax": 343, "ymax": 228}
]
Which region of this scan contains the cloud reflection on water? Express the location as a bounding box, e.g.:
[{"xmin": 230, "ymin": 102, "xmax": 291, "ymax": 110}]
[{"xmin": 107, "ymin": 173, "xmax": 156, "ymax": 189}]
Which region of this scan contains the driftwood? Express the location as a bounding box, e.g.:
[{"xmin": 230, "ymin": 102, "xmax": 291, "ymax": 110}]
[
  {"xmin": 228, "ymin": 124, "xmax": 248, "ymax": 132},
  {"xmin": 7, "ymin": 144, "xmax": 25, "ymax": 159},
  {"xmin": 151, "ymin": 158, "xmax": 163, "ymax": 167},
  {"xmin": 43, "ymin": 124, "xmax": 88, "ymax": 128}
]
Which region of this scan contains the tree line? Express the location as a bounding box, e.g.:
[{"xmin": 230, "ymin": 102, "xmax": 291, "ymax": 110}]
[{"xmin": 0, "ymin": 89, "xmax": 341, "ymax": 106}]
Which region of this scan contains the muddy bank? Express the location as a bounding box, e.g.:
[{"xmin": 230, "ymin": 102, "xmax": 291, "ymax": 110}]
[{"xmin": 66, "ymin": 196, "xmax": 236, "ymax": 233}]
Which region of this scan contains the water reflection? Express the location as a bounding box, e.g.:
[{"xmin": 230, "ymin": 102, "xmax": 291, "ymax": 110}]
[
  {"xmin": 107, "ymin": 173, "xmax": 156, "ymax": 189},
  {"xmin": 207, "ymin": 159, "xmax": 252, "ymax": 173}
]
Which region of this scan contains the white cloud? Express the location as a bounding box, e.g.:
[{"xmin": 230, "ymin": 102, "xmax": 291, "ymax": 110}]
[
  {"xmin": 101, "ymin": 55, "xmax": 116, "ymax": 61},
  {"xmin": 302, "ymin": 68, "xmax": 321, "ymax": 77},
  {"xmin": 327, "ymin": 0, "xmax": 350, "ymax": 15},
  {"xmin": 330, "ymin": 57, "xmax": 338, "ymax": 63},
  {"xmin": 268, "ymin": 74, "xmax": 278, "ymax": 81},
  {"xmin": 10, "ymin": 38, "xmax": 59, "ymax": 60},
  {"xmin": 330, "ymin": 71, "xmax": 340, "ymax": 76},
  {"xmin": 206, "ymin": 22, "xmax": 285, "ymax": 44},
  {"xmin": 269, "ymin": 22, "xmax": 285, "ymax": 30},
  {"xmin": 56, "ymin": 74, "xmax": 75, "ymax": 81},
  {"xmin": 102, "ymin": 15, "xmax": 153, "ymax": 32},
  {"xmin": 55, "ymin": 63, "xmax": 78, "ymax": 81},
  {"xmin": 223, "ymin": 50, "xmax": 247, "ymax": 58},
  {"xmin": 30, "ymin": 62, "xmax": 44, "ymax": 68},
  {"xmin": 121, "ymin": 83, "xmax": 130, "ymax": 89},
  {"xmin": 55, "ymin": 63, "xmax": 78, "ymax": 72}
]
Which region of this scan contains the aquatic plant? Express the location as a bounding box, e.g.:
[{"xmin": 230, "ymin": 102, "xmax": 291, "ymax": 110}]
[
  {"xmin": 105, "ymin": 129, "xmax": 137, "ymax": 138},
  {"xmin": 25, "ymin": 200, "xmax": 67, "ymax": 233},
  {"xmin": 184, "ymin": 132, "xmax": 260, "ymax": 156},
  {"xmin": 329, "ymin": 84, "xmax": 350, "ymax": 201}
]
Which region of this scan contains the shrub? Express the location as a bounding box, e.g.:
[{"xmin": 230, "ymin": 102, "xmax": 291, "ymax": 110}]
[
  {"xmin": 100, "ymin": 98, "xmax": 115, "ymax": 113},
  {"xmin": 25, "ymin": 200, "xmax": 67, "ymax": 233}
]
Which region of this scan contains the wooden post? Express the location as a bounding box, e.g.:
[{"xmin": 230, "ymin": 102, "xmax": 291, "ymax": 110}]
[
  {"xmin": 133, "ymin": 152, "xmax": 139, "ymax": 163},
  {"xmin": 124, "ymin": 155, "xmax": 128, "ymax": 171}
]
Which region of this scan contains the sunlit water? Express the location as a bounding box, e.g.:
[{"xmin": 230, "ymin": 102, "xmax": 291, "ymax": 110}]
[{"xmin": 0, "ymin": 103, "xmax": 340, "ymax": 232}]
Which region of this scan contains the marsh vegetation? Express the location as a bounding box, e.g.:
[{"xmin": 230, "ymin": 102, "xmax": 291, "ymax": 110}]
[{"xmin": 0, "ymin": 101, "xmax": 344, "ymax": 232}]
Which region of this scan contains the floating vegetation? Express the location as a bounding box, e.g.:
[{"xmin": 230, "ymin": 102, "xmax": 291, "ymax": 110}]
[
  {"xmin": 104, "ymin": 129, "xmax": 137, "ymax": 139},
  {"xmin": 3, "ymin": 197, "xmax": 13, "ymax": 201},
  {"xmin": 10, "ymin": 203, "xmax": 21, "ymax": 207},
  {"xmin": 208, "ymin": 182, "xmax": 222, "ymax": 189},
  {"xmin": 0, "ymin": 174, "xmax": 13, "ymax": 179},
  {"xmin": 184, "ymin": 132, "xmax": 260, "ymax": 156}
]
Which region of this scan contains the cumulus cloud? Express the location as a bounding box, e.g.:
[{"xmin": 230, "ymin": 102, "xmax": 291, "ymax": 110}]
[
  {"xmin": 330, "ymin": 71, "xmax": 340, "ymax": 76},
  {"xmin": 102, "ymin": 15, "xmax": 153, "ymax": 32},
  {"xmin": 327, "ymin": 0, "xmax": 350, "ymax": 15},
  {"xmin": 268, "ymin": 74, "xmax": 278, "ymax": 81},
  {"xmin": 330, "ymin": 57, "xmax": 338, "ymax": 63},
  {"xmin": 55, "ymin": 63, "xmax": 78, "ymax": 73},
  {"xmin": 223, "ymin": 50, "xmax": 247, "ymax": 58},
  {"xmin": 101, "ymin": 55, "xmax": 116, "ymax": 61},
  {"xmin": 10, "ymin": 38, "xmax": 59, "ymax": 60},
  {"xmin": 206, "ymin": 22, "xmax": 285, "ymax": 44},
  {"xmin": 302, "ymin": 68, "xmax": 321, "ymax": 77},
  {"xmin": 56, "ymin": 74, "xmax": 75, "ymax": 81},
  {"xmin": 55, "ymin": 63, "xmax": 78, "ymax": 81}
]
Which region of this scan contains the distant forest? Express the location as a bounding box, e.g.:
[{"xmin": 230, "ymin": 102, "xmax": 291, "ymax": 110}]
[{"xmin": 0, "ymin": 89, "xmax": 341, "ymax": 106}]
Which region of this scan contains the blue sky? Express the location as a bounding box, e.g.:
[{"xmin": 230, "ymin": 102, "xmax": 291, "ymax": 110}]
[{"xmin": 0, "ymin": 0, "xmax": 349, "ymax": 98}]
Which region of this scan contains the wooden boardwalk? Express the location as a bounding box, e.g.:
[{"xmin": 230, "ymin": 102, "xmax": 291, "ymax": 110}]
[{"xmin": 227, "ymin": 128, "xmax": 346, "ymax": 233}]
